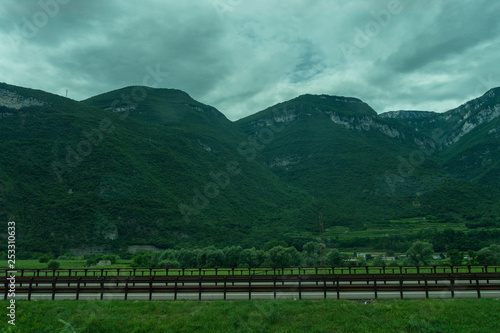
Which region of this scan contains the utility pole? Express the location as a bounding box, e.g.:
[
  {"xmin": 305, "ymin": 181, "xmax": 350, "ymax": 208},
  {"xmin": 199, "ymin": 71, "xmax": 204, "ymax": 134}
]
[{"xmin": 319, "ymin": 212, "xmax": 326, "ymax": 266}]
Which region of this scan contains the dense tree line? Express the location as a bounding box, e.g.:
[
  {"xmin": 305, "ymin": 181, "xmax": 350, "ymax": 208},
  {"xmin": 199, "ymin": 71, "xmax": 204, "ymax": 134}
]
[
  {"xmin": 131, "ymin": 243, "xmax": 352, "ymax": 269},
  {"xmin": 129, "ymin": 241, "xmax": 500, "ymax": 268}
]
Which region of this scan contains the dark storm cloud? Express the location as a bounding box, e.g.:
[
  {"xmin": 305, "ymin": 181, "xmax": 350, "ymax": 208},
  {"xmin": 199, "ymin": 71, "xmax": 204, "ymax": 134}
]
[
  {"xmin": 1, "ymin": 0, "xmax": 499, "ymax": 120},
  {"xmin": 384, "ymin": 1, "xmax": 500, "ymax": 73},
  {"xmin": 288, "ymin": 39, "xmax": 326, "ymax": 84}
]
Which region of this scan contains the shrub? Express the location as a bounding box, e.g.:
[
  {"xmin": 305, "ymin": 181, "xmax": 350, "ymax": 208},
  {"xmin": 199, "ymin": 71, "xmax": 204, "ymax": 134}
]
[
  {"xmin": 39, "ymin": 254, "xmax": 51, "ymax": 263},
  {"xmin": 48, "ymin": 261, "xmax": 60, "ymax": 269},
  {"xmin": 387, "ymin": 260, "xmax": 400, "ymax": 267},
  {"xmin": 86, "ymin": 257, "xmax": 99, "ymax": 266},
  {"xmin": 102, "ymin": 254, "xmax": 117, "ymax": 264},
  {"xmin": 157, "ymin": 260, "xmax": 180, "ymax": 268},
  {"xmin": 131, "ymin": 252, "xmax": 153, "ymax": 268},
  {"xmin": 372, "ymin": 255, "xmax": 386, "ymax": 267}
]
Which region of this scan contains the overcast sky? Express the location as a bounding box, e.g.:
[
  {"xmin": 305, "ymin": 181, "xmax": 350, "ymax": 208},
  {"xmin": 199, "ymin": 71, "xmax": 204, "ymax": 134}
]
[{"xmin": 1, "ymin": 0, "xmax": 499, "ymax": 120}]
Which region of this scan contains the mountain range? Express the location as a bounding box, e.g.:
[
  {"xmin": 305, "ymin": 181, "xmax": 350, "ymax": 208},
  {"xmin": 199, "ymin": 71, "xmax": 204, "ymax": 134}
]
[{"xmin": 1, "ymin": 82, "xmax": 499, "ymax": 255}]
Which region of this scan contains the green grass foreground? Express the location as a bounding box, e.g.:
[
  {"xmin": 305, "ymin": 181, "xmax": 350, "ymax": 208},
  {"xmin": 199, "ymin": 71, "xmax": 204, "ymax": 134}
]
[{"xmin": 1, "ymin": 299, "xmax": 499, "ymax": 332}]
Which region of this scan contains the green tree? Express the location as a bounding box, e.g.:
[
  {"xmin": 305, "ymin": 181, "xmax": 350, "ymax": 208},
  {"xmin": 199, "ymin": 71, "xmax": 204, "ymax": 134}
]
[
  {"xmin": 196, "ymin": 247, "xmax": 216, "ymax": 267},
  {"xmin": 177, "ymin": 249, "xmax": 198, "ymax": 268},
  {"xmin": 39, "ymin": 254, "xmax": 51, "ymax": 263},
  {"xmin": 223, "ymin": 246, "xmax": 242, "ymax": 267},
  {"xmin": 406, "ymin": 241, "xmax": 434, "ymax": 265},
  {"xmin": 153, "ymin": 249, "xmax": 178, "ymax": 267},
  {"xmin": 102, "ymin": 254, "xmax": 117, "ymax": 264},
  {"xmin": 325, "ymin": 249, "xmax": 346, "ymax": 266},
  {"xmin": 47, "ymin": 260, "xmax": 60, "ymax": 269},
  {"xmin": 477, "ymin": 244, "xmax": 500, "ymax": 265},
  {"xmin": 263, "ymin": 240, "xmax": 288, "ymax": 251},
  {"xmin": 159, "ymin": 249, "xmax": 178, "ymax": 261},
  {"xmin": 131, "ymin": 251, "xmax": 153, "ymax": 267},
  {"xmin": 467, "ymin": 250, "xmax": 479, "ymax": 265},
  {"xmin": 302, "ymin": 241, "xmax": 325, "ymax": 266},
  {"xmin": 284, "ymin": 246, "xmax": 302, "ymax": 266},
  {"xmin": 240, "ymin": 248, "xmax": 266, "ymax": 267},
  {"xmin": 157, "ymin": 259, "xmax": 180, "ymax": 268},
  {"xmin": 86, "ymin": 256, "xmax": 99, "ymax": 266},
  {"xmin": 447, "ymin": 249, "xmax": 463, "ymax": 265},
  {"xmin": 205, "ymin": 249, "xmax": 225, "ymax": 268},
  {"xmin": 356, "ymin": 256, "xmax": 367, "ymax": 267},
  {"xmin": 372, "ymin": 254, "xmax": 386, "ymax": 267},
  {"xmin": 267, "ymin": 246, "xmax": 301, "ymax": 267}
]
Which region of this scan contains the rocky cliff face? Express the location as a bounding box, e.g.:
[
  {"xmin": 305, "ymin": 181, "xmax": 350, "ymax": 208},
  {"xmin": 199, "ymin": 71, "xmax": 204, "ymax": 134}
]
[
  {"xmin": 379, "ymin": 110, "xmax": 437, "ymax": 119},
  {"xmin": 375, "ymin": 88, "xmax": 500, "ymax": 150},
  {"xmin": 0, "ymin": 89, "xmax": 46, "ymax": 110},
  {"xmin": 442, "ymin": 89, "xmax": 500, "ymax": 146},
  {"xmin": 244, "ymin": 89, "xmax": 500, "ymax": 154},
  {"xmin": 242, "ymin": 95, "xmax": 443, "ymax": 151},
  {"xmin": 330, "ymin": 113, "xmax": 403, "ymax": 138}
]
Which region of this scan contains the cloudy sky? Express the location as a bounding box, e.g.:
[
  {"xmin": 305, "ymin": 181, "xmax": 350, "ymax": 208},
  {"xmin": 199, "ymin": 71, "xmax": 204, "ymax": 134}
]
[{"xmin": 1, "ymin": 0, "xmax": 499, "ymax": 120}]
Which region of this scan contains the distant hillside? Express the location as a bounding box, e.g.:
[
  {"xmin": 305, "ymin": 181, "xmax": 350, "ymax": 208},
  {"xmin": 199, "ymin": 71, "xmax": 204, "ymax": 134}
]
[
  {"xmin": 1, "ymin": 83, "xmax": 500, "ymax": 255},
  {"xmin": 236, "ymin": 92, "xmax": 500, "ymax": 232},
  {"xmin": 0, "ymin": 83, "xmax": 311, "ymax": 255}
]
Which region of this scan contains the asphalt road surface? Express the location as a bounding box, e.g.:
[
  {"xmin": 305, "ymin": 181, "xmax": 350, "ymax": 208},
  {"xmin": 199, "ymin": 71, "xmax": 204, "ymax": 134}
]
[{"xmin": 13, "ymin": 279, "xmax": 500, "ymax": 301}]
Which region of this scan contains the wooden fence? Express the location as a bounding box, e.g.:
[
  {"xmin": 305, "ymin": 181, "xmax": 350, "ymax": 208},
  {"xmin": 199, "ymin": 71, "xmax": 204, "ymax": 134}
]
[
  {"xmin": 2, "ymin": 268, "xmax": 500, "ymax": 301},
  {"xmin": 2, "ymin": 265, "xmax": 499, "ymax": 278}
]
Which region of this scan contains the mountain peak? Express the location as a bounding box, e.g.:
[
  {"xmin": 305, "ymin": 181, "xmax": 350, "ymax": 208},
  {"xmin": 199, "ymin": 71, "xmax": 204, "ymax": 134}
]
[
  {"xmin": 83, "ymin": 86, "xmax": 193, "ymax": 105},
  {"xmin": 294, "ymin": 93, "xmax": 363, "ymax": 103},
  {"xmin": 485, "ymin": 86, "xmax": 500, "ymax": 95},
  {"xmin": 451, "ymin": 86, "xmax": 500, "ymax": 113},
  {"xmin": 293, "ymin": 93, "xmax": 376, "ymax": 117},
  {"xmin": 238, "ymin": 92, "xmax": 376, "ymax": 126},
  {"xmin": 83, "ymin": 86, "xmax": 229, "ymax": 124},
  {"xmin": 379, "ymin": 110, "xmax": 437, "ymax": 119}
]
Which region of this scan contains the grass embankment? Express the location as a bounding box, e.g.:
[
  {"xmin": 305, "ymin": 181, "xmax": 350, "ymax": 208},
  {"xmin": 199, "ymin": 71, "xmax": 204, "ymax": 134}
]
[{"xmin": 1, "ymin": 298, "xmax": 499, "ymax": 332}]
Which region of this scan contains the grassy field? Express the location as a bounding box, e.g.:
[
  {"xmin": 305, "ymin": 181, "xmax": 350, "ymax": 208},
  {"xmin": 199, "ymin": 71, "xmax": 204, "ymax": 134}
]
[
  {"xmin": 2, "ymin": 261, "xmax": 499, "ymax": 277},
  {"xmin": 0, "ymin": 260, "xmax": 87, "ymax": 270},
  {"xmin": 0, "ymin": 260, "xmax": 132, "ymax": 270},
  {"xmin": 1, "ymin": 298, "xmax": 499, "ymax": 332},
  {"xmin": 326, "ymin": 217, "xmax": 469, "ymax": 242}
]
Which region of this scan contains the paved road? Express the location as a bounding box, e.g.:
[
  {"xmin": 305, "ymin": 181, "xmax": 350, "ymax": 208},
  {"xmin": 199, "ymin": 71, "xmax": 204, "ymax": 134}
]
[{"xmin": 13, "ymin": 280, "xmax": 500, "ymax": 301}]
